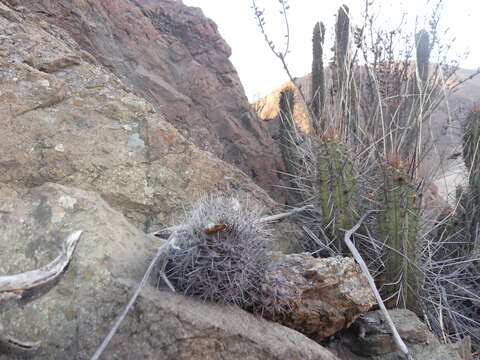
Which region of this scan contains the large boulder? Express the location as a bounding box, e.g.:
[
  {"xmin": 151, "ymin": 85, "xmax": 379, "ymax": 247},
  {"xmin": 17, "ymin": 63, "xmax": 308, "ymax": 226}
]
[
  {"xmin": 0, "ymin": 3, "xmax": 279, "ymax": 234},
  {"xmin": 0, "ymin": 183, "xmax": 339, "ymax": 360},
  {"xmin": 16, "ymin": 0, "xmax": 287, "ymax": 200}
]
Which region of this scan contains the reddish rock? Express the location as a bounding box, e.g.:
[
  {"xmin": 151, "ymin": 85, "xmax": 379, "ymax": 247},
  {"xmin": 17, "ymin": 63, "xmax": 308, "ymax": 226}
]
[
  {"xmin": 21, "ymin": 0, "xmax": 286, "ymax": 200},
  {"xmin": 265, "ymin": 252, "xmax": 375, "ymax": 341}
]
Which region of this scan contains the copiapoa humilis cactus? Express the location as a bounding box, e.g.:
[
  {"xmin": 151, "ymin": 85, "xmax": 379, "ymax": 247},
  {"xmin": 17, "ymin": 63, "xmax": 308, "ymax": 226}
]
[{"xmin": 158, "ymin": 195, "xmax": 296, "ymax": 315}]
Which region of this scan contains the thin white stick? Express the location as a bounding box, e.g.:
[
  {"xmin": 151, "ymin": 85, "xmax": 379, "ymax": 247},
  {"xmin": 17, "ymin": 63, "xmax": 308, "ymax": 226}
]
[
  {"xmin": 343, "ymin": 211, "xmax": 412, "ymax": 359},
  {"xmin": 90, "ymin": 233, "xmax": 176, "ymax": 360},
  {"xmin": 150, "ymin": 205, "xmax": 314, "ymax": 238}
]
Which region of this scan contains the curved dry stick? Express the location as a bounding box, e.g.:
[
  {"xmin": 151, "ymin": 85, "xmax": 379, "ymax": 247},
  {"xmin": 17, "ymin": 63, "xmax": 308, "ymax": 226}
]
[
  {"xmin": 343, "ymin": 211, "xmax": 412, "ymax": 359},
  {"xmin": 0, "ymin": 332, "xmax": 41, "ymax": 352},
  {"xmin": 150, "ymin": 205, "xmax": 314, "ymax": 238},
  {"xmin": 0, "ymin": 230, "xmax": 83, "ymax": 353},
  {"xmin": 0, "ymin": 230, "xmax": 83, "ymax": 293}
]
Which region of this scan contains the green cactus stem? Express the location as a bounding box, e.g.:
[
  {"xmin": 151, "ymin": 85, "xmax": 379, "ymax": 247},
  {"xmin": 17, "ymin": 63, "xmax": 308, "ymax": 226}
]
[
  {"xmin": 316, "ymin": 130, "xmax": 357, "ymax": 254},
  {"xmin": 415, "ymin": 29, "xmax": 431, "ymax": 87},
  {"xmin": 333, "ymin": 5, "xmax": 358, "ymax": 141},
  {"xmin": 378, "ymin": 157, "xmax": 419, "ymax": 309},
  {"xmin": 311, "ymin": 21, "xmax": 326, "ymax": 131},
  {"xmin": 279, "ymin": 88, "xmax": 299, "ymax": 178}
]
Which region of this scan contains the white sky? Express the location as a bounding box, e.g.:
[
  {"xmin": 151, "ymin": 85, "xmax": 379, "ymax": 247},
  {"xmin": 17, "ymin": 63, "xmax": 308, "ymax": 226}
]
[{"xmin": 182, "ymin": 0, "xmax": 480, "ymax": 102}]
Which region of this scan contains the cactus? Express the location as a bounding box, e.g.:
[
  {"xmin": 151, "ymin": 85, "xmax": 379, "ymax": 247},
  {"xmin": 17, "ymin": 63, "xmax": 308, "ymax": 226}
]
[
  {"xmin": 462, "ymin": 108, "xmax": 480, "ymax": 247},
  {"xmin": 279, "ymin": 88, "xmax": 299, "ymax": 178},
  {"xmin": 334, "ymin": 5, "xmax": 350, "ymax": 90},
  {"xmin": 415, "ymin": 29, "xmax": 431, "ymax": 87},
  {"xmin": 377, "ymin": 155, "xmax": 419, "ymax": 309},
  {"xmin": 160, "ymin": 195, "xmax": 294, "ymax": 315},
  {"xmin": 316, "ymin": 130, "xmax": 357, "ymax": 255},
  {"xmin": 332, "ymin": 5, "xmax": 358, "ymax": 141},
  {"xmin": 311, "ymin": 21, "xmax": 326, "ymax": 131}
]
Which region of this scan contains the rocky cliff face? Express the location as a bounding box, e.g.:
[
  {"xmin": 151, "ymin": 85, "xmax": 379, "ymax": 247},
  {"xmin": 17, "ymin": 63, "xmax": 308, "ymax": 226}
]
[
  {"xmin": 17, "ymin": 0, "xmax": 286, "ymax": 199},
  {"xmin": 0, "ymin": 1, "xmax": 280, "ymax": 233}
]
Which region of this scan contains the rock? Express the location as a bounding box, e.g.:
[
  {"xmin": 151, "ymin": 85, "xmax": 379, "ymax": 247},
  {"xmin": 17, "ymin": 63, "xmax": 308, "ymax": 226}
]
[
  {"xmin": 0, "ymin": 5, "xmax": 281, "ymax": 237},
  {"xmin": 331, "ymin": 309, "xmax": 466, "ymax": 360},
  {"xmin": 20, "ymin": 0, "xmax": 287, "ymax": 200},
  {"xmin": 265, "ymin": 252, "xmax": 375, "ymax": 341},
  {"xmin": 344, "ymin": 309, "xmax": 430, "ymax": 356},
  {"xmin": 0, "ymin": 183, "xmax": 339, "ymax": 360}
]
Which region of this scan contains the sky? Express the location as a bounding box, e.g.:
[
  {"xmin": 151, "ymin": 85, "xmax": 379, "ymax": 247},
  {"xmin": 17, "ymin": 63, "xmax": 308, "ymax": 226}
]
[{"xmin": 182, "ymin": 0, "xmax": 480, "ymax": 102}]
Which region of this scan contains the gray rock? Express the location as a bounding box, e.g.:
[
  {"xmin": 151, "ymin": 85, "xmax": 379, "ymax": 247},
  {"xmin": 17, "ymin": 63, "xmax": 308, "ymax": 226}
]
[{"xmin": 331, "ymin": 309, "xmax": 465, "ymax": 360}]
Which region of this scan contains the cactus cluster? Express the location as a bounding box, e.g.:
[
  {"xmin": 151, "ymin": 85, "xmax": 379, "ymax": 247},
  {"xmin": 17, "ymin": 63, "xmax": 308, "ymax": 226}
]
[{"xmin": 275, "ymin": 2, "xmax": 478, "ymax": 351}]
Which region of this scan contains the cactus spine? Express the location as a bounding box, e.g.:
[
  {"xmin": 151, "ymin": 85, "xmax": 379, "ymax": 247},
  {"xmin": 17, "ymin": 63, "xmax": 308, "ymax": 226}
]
[
  {"xmin": 378, "ymin": 156, "xmax": 419, "ymax": 309},
  {"xmin": 311, "ymin": 21, "xmax": 326, "ymax": 131}
]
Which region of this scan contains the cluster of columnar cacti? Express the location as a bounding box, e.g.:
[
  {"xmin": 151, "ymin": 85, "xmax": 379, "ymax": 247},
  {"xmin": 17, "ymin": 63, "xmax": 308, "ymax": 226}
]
[
  {"xmin": 377, "ymin": 155, "xmax": 419, "ymax": 309},
  {"xmin": 277, "ymin": 5, "xmax": 433, "ymax": 310}
]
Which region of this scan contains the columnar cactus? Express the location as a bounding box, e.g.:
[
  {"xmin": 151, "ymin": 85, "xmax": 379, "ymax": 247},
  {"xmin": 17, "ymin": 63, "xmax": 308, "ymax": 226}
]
[
  {"xmin": 316, "ymin": 129, "xmax": 357, "ymax": 255},
  {"xmin": 311, "ymin": 21, "xmax": 326, "ymax": 131},
  {"xmin": 462, "ymin": 108, "xmax": 480, "ymax": 246},
  {"xmin": 415, "ymin": 29, "xmax": 431, "ymax": 87},
  {"xmin": 377, "ymin": 155, "xmax": 419, "ymax": 309},
  {"xmin": 333, "ymin": 5, "xmax": 358, "ymax": 140},
  {"xmin": 279, "ymin": 88, "xmax": 299, "ymax": 178},
  {"xmin": 334, "ymin": 5, "xmax": 350, "ymax": 90}
]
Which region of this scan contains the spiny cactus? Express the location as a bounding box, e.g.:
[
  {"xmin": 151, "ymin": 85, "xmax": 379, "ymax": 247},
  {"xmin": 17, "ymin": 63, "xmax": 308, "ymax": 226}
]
[
  {"xmin": 316, "ymin": 129, "xmax": 357, "ymax": 255},
  {"xmin": 160, "ymin": 195, "xmax": 294, "ymax": 315},
  {"xmin": 279, "ymin": 88, "xmax": 298, "ymax": 178},
  {"xmin": 332, "ymin": 5, "xmax": 358, "ymax": 140},
  {"xmin": 415, "ymin": 29, "xmax": 431, "ymax": 87},
  {"xmin": 462, "ymin": 108, "xmax": 480, "ymax": 247},
  {"xmin": 334, "ymin": 5, "xmax": 350, "ymax": 89},
  {"xmin": 377, "ymin": 155, "xmax": 419, "ymax": 309},
  {"xmin": 311, "ymin": 21, "xmax": 326, "ymax": 131}
]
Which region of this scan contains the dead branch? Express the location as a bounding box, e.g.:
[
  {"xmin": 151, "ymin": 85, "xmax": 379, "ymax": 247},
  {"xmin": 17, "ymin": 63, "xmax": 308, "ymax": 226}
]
[
  {"xmin": 0, "ymin": 230, "xmax": 83, "ymax": 353},
  {"xmin": 0, "ymin": 328, "xmax": 41, "ymax": 353},
  {"xmin": 343, "ymin": 211, "xmax": 412, "ymax": 359},
  {"xmin": 0, "ymin": 230, "xmax": 83, "ymax": 293},
  {"xmin": 150, "ymin": 205, "xmax": 314, "ymax": 238}
]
